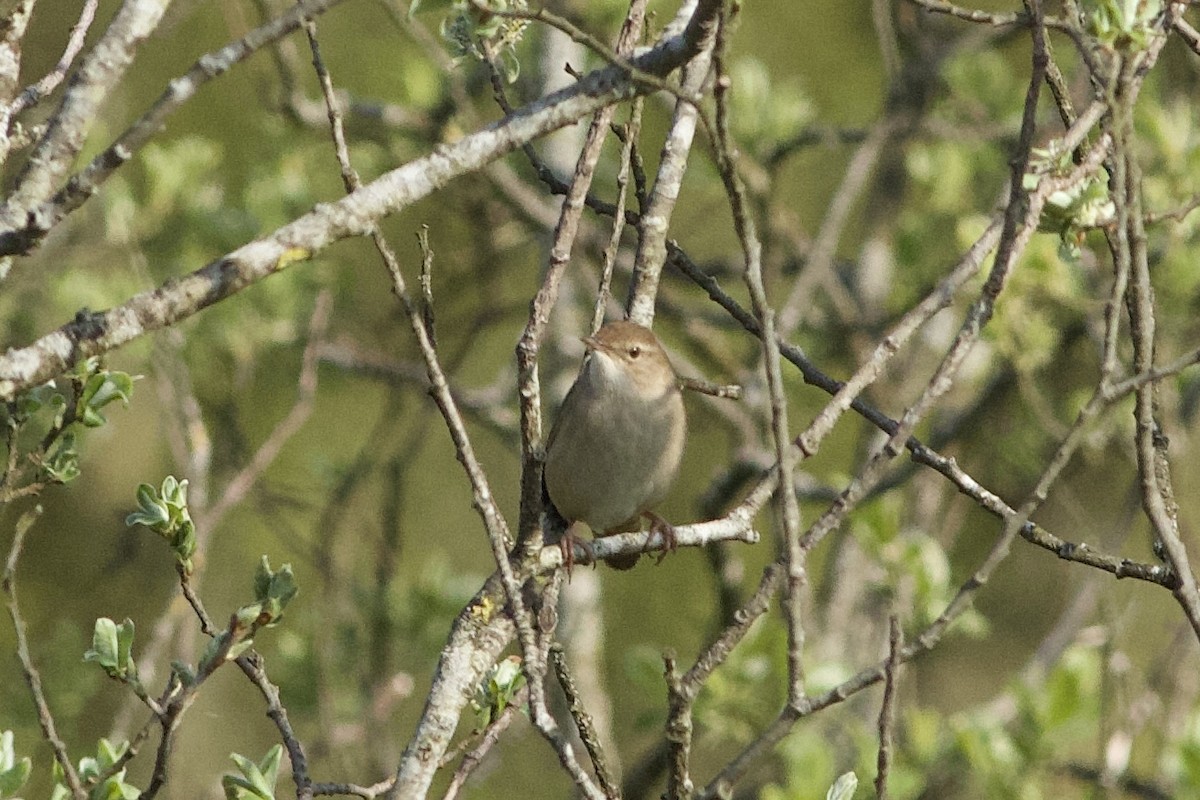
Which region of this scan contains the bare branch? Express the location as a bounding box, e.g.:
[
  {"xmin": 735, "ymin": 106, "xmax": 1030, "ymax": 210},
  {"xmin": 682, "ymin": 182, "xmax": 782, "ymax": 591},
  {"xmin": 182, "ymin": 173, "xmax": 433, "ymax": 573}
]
[
  {"xmin": 3, "ymin": 506, "xmax": 86, "ymax": 799},
  {"xmin": 0, "ymin": 0, "xmax": 729, "ymax": 400},
  {"xmin": 1, "ymin": 0, "xmax": 174, "ymax": 230}
]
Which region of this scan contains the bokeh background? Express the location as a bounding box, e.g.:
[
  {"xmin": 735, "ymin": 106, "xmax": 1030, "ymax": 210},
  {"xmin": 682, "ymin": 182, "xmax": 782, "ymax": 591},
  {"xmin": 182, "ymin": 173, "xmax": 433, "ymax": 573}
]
[{"xmin": 3, "ymin": 0, "xmax": 1200, "ymax": 798}]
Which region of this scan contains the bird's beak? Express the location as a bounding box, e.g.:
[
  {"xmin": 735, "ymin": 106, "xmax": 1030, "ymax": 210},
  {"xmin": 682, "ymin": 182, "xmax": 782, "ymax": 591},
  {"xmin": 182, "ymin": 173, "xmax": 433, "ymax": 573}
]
[{"xmin": 581, "ymin": 334, "xmax": 600, "ymax": 353}]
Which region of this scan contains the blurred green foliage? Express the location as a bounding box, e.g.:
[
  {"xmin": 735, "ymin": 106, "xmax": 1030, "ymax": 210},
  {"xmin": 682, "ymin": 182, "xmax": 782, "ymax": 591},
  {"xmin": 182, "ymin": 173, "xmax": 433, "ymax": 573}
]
[{"xmin": 2, "ymin": 0, "xmax": 1200, "ymax": 798}]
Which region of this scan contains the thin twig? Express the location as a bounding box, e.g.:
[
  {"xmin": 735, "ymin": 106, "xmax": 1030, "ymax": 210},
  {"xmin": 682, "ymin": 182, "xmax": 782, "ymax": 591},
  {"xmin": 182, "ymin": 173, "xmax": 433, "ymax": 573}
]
[
  {"xmin": 501, "ymin": 0, "xmax": 650, "ymax": 790},
  {"xmin": 3, "ymin": 505, "xmax": 86, "ymax": 799},
  {"xmin": 236, "ymin": 650, "xmax": 316, "ymax": 800},
  {"xmin": 874, "ymin": 616, "xmax": 902, "ymax": 800},
  {"xmin": 709, "ymin": 1, "xmax": 807, "ymax": 708},
  {"xmin": 1113, "ymin": 42, "xmax": 1200, "ymax": 641},
  {"xmin": 624, "ymin": 13, "xmax": 717, "ymax": 325},
  {"xmin": 671, "ymin": 243, "xmax": 1169, "ymax": 586},
  {"xmin": 0, "ymin": 0, "xmax": 351, "ymax": 258},
  {"xmin": 679, "ymin": 376, "xmax": 741, "ymax": 399},
  {"xmin": 9, "ymin": 0, "xmax": 100, "ymax": 118},
  {"xmin": 592, "ymin": 100, "xmax": 643, "ymax": 335},
  {"xmin": 441, "ymin": 690, "xmax": 525, "ymax": 800},
  {"xmin": 470, "ymin": 0, "xmax": 699, "ymax": 111},
  {"xmin": 550, "ymin": 647, "xmax": 620, "ymax": 799}
]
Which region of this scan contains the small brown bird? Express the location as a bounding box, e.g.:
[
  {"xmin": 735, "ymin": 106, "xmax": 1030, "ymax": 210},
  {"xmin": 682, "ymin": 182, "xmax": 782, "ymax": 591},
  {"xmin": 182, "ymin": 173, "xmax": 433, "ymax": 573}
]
[{"xmin": 544, "ymin": 320, "xmax": 687, "ymax": 570}]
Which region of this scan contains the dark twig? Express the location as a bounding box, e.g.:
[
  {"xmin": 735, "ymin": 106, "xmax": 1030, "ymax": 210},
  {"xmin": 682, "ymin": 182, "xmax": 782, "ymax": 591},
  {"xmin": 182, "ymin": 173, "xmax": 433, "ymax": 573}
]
[
  {"xmin": 469, "ymin": 0, "xmax": 698, "ymax": 110},
  {"xmin": 417, "ymin": 225, "xmax": 437, "ymax": 346},
  {"xmin": 550, "ymin": 646, "xmax": 620, "ymax": 798},
  {"xmin": 441, "ymin": 689, "xmax": 526, "ymax": 800},
  {"xmin": 3, "ymin": 505, "xmax": 86, "ymax": 799},
  {"xmin": 8, "ymin": 0, "xmax": 100, "ymax": 118},
  {"xmin": 709, "ymin": 0, "xmax": 806, "ymax": 706},
  {"xmin": 1114, "ymin": 46, "xmax": 1200, "ymax": 641},
  {"xmin": 312, "ymin": 778, "xmax": 396, "ymax": 798},
  {"xmin": 874, "ymin": 616, "xmax": 902, "ymax": 800},
  {"xmin": 236, "ymin": 651, "xmax": 316, "ymax": 800},
  {"xmin": 592, "ymin": 99, "xmax": 644, "ymax": 335}
]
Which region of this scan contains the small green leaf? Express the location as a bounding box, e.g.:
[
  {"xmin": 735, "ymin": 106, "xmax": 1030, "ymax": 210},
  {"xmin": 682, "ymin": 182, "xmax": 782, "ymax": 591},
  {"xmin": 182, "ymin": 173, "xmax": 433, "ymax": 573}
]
[
  {"xmin": 85, "ymin": 619, "xmax": 137, "ymax": 681},
  {"xmin": 222, "ymin": 775, "xmax": 260, "ymax": 800},
  {"xmin": 254, "ymin": 556, "xmax": 272, "ymax": 602},
  {"xmin": 84, "ymin": 618, "xmax": 121, "ymax": 674},
  {"xmin": 226, "ymin": 639, "xmax": 255, "ymax": 661},
  {"xmin": 0, "ymin": 731, "xmax": 31, "ymax": 798},
  {"xmin": 223, "ymin": 746, "xmax": 282, "ymax": 799},
  {"xmin": 472, "ymin": 655, "xmax": 526, "ymax": 728},
  {"xmin": 826, "ymin": 771, "xmax": 858, "ymax": 800},
  {"xmin": 0, "ymin": 730, "xmax": 17, "ymax": 769},
  {"xmin": 161, "ymin": 475, "xmax": 185, "ymax": 507},
  {"xmin": 126, "ymin": 477, "xmax": 196, "ymax": 567},
  {"xmin": 117, "ymin": 619, "xmax": 136, "ymax": 680},
  {"xmin": 43, "ymin": 432, "xmax": 81, "ymax": 483},
  {"xmin": 96, "ymin": 738, "xmax": 128, "ymax": 770},
  {"xmin": 256, "ymin": 744, "xmax": 283, "ymax": 789},
  {"xmin": 0, "ymin": 757, "xmax": 30, "ymax": 797},
  {"xmin": 199, "ymin": 633, "xmax": 230, "ymax": 674},
  {"xmin": 230, "ymin": 752, "xmax": 267, "ymax": 792},
  {"xmin": 76, "ymin": 370, "xmax": 135, "ymax": 428},
  {"xmin": 126, "ymin": 483, "xmax": 169, "ymax": 529},
  {"xmin": 250, "ymin": 558, "xmax": 297, "ymax": 625}
]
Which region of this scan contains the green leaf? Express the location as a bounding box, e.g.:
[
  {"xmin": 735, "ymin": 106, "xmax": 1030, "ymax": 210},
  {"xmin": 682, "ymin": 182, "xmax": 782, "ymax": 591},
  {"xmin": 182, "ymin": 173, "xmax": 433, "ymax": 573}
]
[
  {"xmin": 43, "ymin": 431, "xmax": 81, "ymax": 483},
  {"xmin": 256, "ymin": 745, "xmax": 283, "ymax": 790},
  {"xmin": 236, "ymin": 602, "xmax": 265, "ymax": 629},
  {"xmin": 251, "ymin": 558, "xmax": 298, "ymax": 625},
  {"xmin": 48, "ymin": 740, "xmax": 140, "ymax": 800},
  {"xmin": 199, "ymin": 632, "xmax": 231, "ymax": 674},
  {"xmin": 85, "ymin": 619, "xmax": 137, "ymax": 680},
  {"xmin": 0, "ymin": 731, "xmax": 31, "ymax": 798},
  {"xmin": 84, "ymin": 617, "xmax": 121, "ymax": 674},
  {"xmin": 228, "ymin": 753, "xmax": 266, "ymax": 796},
  {"xmin": 826, "ymin": 771, "xmax": 858, "ymax": 800},
  {"xmin": 0, "ymin": 730, "xmax": 16, "ymax": 769},
  {"xmin": 253, "ymin": 556, "xmax": 272, "ymax": 602},
  {"xmin": 472, "ymin": 655, "xmax": 526, "ymax": 728},
  {"xmin": 222, "ymin": 775, "xmax": 260, "ymax": 800},
  {"xmin": 125, "ymin": 477, "xmax": 196, "ymax": 566},
  {"xmin": 223, "ymin": 746, "xmax": 283, "ymax": 799},
  {"xmin": 161, "ymin": 475, "xmax": 186, "ymax": 507},
  {"xmin": 126, "ymin": 483, "xmax": 169, "ymax": 529},
  {"xmin": 171, "ymin": 660, "xmax": 196, "ymax": 687},
  {"xmin": 96, "ymin": 738, "xmax": 128, "ymax": 771},
  {"xmin": 116, "ymin": 619, "xmax": 136, "ymax": 678},
  {"xmin": 76, "ymin": 369, "xmax": 135, "ymax": 428},
  {"xmin": 226, "ymin": 639, "xmax": 255, "ymax": 661}
]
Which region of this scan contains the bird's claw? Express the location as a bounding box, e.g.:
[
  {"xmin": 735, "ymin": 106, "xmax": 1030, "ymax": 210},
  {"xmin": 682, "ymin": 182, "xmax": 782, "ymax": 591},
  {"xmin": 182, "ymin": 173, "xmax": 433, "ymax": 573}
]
[
  {"xmin": 642, "ymin": 511, "xmax": 677, "ymax": 565},
  {"xmin": 559, "ymin": 531, "xmax": 595, "ymax": 578}
]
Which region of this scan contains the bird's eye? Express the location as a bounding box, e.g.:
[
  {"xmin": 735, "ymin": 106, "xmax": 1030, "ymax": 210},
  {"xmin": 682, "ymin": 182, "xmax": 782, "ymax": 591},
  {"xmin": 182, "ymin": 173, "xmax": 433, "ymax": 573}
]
[{"xmin": 628, "ymin": 346, "xmax": 641, "ymax": 359}]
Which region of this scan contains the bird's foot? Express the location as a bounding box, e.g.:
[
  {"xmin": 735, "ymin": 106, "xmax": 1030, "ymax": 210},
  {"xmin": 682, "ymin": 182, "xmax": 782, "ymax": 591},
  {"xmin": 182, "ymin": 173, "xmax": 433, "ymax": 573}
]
[
  {"xmin": 558, "ymin": 529, "xmax": 595, "ymax": 578},
  {"xmin": 642, "ymin": 511, "xmax": 677, "ymax": 565}
]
